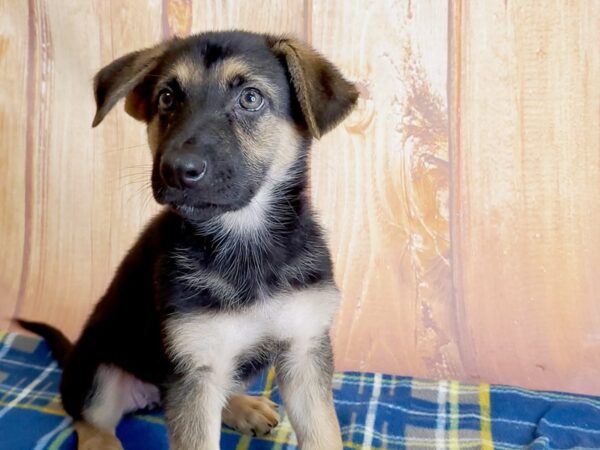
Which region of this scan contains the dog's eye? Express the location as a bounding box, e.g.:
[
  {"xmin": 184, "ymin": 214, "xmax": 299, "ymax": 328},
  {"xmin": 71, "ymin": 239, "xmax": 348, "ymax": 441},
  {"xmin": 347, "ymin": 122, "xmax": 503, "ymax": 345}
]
[
  {"xmin": 158, "ymin": 89, "xmax": 175, "ymax": 110},
  {"xmin": 238, "ymin": 88, "xmax": 264, "ymax": 111}
]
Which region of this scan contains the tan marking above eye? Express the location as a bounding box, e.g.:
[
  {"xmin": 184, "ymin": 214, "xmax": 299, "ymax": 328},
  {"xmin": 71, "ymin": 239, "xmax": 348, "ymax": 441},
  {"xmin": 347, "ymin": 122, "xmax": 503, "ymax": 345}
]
[
  {"xmin": 171, "ymin": 58, "xmax": 202, "ymax": 88},
  {"xmin": 216, "ymin": 57, "xmax": 253, "ymax": 88},
  {"xmin": 215, "ymin": 57, "xmax": 280, "ymax": 100}
]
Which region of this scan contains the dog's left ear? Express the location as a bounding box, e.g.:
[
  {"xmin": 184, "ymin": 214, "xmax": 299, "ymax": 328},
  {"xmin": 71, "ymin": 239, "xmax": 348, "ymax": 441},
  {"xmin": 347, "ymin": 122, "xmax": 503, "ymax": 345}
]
[
  {"xmin": 269, "ymin": 37, "xmax": 358, "ymax": 138},
  {"xmin": 92, "ymin": 42, "xmax": 169, "ymax": 127}
]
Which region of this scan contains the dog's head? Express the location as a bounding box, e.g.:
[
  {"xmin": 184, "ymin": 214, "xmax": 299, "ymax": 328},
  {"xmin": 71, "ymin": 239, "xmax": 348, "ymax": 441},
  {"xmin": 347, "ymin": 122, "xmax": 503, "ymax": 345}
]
[{"xmin": 92, "ymin": 31, "xmax": 357, "ymax": 222}]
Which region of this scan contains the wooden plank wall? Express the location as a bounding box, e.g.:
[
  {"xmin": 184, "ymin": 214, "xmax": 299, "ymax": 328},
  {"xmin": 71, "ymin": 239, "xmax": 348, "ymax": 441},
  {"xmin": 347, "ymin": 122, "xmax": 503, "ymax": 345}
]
[
  {"xmin": 0, "ymin": 0, "xmax": 598, "ymax": 395},
  {"xmin": 451, "ymin": 0, "xmax": 600, "ymax": 393}
]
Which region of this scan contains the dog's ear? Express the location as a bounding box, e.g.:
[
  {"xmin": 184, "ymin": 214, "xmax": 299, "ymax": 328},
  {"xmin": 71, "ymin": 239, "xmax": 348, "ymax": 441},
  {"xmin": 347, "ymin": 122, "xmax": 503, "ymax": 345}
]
[
  {"xmin": 92, "ymin": 42, "xmax": 169, "ymax": 127},
  {"xmin": 269, "ymin": 37, "xmax": 358, "ymax": 138}
]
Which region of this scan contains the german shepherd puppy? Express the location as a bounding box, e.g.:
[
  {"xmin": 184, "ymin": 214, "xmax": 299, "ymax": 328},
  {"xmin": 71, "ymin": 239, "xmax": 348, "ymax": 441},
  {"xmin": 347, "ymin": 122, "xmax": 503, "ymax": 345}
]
[{"xmin": 19, "ymin": 30, "xmax": 357, "ymax": 450}]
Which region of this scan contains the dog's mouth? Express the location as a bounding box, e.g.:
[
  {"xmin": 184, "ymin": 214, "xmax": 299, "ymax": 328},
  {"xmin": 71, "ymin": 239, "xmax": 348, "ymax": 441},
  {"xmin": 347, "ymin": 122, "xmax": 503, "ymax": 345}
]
[
  {"xmin": 152, "ymin": 173, "xmax": 256, "ymax": 222},
  {"xmin": 169, "ymin": 202, "xmax": 224, "ymax": 218}
]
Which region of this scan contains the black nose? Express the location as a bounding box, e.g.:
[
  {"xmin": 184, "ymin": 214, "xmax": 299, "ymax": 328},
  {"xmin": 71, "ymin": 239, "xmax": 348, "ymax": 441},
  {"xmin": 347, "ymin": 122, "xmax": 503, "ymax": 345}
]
[{"xmin": 160, "ymin": 153, "xmax": 208, "ymax": 189}]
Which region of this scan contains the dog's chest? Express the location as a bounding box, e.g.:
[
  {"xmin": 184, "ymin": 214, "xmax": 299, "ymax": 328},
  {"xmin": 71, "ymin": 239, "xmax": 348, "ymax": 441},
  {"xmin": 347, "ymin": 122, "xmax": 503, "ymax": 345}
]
[
  {"xmin": 169, "ymin": 235, "xmax": 330, "ymax": 310},
  {"xmin": 164, "ymin": 284, "xmax": 339, "ymax": 373}
]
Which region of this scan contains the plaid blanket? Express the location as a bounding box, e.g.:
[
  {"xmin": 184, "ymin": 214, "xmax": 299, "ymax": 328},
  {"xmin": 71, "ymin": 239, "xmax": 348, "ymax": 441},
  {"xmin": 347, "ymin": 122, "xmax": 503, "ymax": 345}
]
[{"xmin": 1, "ymin": 331, "xmax": 599, "ymax": 449}]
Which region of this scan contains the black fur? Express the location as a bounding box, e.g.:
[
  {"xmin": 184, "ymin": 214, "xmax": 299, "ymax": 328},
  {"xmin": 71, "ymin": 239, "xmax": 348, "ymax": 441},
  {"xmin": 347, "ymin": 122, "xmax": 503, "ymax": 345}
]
[
  {"xmin": 19, "ymin": 30, "xmax": 357, "ymax": 437},
  {"xmin": 55, "ymin": 162, "xmax": 331, "ymax": 418},
  {"xmin": 17, "ymin": 319, "xmax": 72, "ymax": 367}
]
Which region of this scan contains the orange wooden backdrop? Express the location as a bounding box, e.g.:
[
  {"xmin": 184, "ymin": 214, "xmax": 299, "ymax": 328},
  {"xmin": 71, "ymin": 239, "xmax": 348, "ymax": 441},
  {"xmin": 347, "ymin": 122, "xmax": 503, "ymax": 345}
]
[{"xmin": 1, "ymin": 0, "xmax": 599, "ymax": 395}]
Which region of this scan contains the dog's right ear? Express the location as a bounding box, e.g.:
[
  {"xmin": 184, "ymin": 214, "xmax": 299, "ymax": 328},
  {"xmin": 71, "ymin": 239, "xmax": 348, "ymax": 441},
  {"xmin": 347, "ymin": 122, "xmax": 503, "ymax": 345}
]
[{"xmin": 92, "ymin": 42, "xmax": 168, "ymax": 127}]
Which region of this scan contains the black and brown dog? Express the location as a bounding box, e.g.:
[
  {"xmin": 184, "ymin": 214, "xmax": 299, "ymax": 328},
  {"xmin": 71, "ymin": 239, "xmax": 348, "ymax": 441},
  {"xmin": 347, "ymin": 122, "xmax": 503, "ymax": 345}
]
[{"xmin": 20, "ymin": 30, "xmax": 357, "ymax": 450}]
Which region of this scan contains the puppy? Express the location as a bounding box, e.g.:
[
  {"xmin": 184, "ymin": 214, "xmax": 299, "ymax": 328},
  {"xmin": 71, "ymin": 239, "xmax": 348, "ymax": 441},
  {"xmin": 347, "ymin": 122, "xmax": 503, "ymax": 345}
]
[{"xmin": 19, "ymin": 30, "xmax": 357, "ymax": 450}]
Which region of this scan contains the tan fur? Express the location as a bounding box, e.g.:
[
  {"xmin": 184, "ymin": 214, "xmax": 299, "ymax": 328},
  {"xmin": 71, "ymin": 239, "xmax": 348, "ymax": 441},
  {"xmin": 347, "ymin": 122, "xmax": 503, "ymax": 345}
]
[
  {"xmin": 74, "ymin": 421, "xmax": 123, "ymax": 450},
  {"xmin": 269, "ymin": 39, "xmax": 321, "ymax": 138},
  {"xmin": 165, "ymin": 285, "xmax": 340, "ymax": 450},
  {"xmin": 147, "ymin": 115, "xmax": 160, "ymax": 156},
  {"xmin": 268, "ymin": 117, "xmax": 304, "ymax": 178},
  {"xmin": 74, "ymin": 394, "xmax": 279, "ymax": 450},
  {"xmin": 171, "ymin": 58, "xmax": 202, "ymax": 88},
  {"xmin": 100, "ymin": 41, "xmax": 170, "ymax": 126},
  {"xmin": 215, "ymin": 57, "xmax": 252, "ymax": 89},
  {"xmin": 124, "ymin": 90, "xmax": 148, "ymax": 123},
  {"xmin": 277, "ymin": 357, "xmax": 342, "ymax": 450},
  {"xmin": 222, "ymin": 395, "xmax": 280, "ymax": 436},
  {"xmin": 166, "ymin": 373, "xmax": 225, "ymax": 450},
  {"xmin": 215, "ymin": 57, "xmax": 280, "ymax": 100},
  {"xmin": 234, "ymin": 114, "xmax": 301, "ymax": 178},
  {"xmin": 269, "ymin": 36, "xmax": 358, "ymax": 139}
]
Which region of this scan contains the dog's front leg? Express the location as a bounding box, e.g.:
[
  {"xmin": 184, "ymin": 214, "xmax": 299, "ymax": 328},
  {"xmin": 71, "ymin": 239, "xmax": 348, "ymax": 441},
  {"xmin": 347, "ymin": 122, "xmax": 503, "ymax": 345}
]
[
  {"xmin": 164, "ymin": 369, "xmax": 228, "ymax": 450},
  {"xmin": 276, "ymin": 334, "xmax": 343, "ymax": 450}
]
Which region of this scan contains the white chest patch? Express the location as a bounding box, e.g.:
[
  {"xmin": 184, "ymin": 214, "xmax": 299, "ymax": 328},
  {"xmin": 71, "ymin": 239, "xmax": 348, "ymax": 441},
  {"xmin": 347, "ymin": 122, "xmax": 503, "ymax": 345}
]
[{"xmin": 164, "ymin": 284, "xmax": 340, "ymax": 378}]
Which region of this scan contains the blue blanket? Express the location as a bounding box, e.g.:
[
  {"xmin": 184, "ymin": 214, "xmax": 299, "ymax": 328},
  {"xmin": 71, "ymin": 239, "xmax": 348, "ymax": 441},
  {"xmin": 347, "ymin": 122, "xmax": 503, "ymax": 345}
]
[{"xmin": 1, "ymin": 331, "xmax": 599, "ymax": 449}]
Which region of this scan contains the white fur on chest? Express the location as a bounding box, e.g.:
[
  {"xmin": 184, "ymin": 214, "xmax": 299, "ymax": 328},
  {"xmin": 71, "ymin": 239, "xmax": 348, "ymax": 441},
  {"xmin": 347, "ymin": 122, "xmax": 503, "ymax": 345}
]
[{"xmin": 165, "ymin": 284, "xmax": 340, "ymax": 378}]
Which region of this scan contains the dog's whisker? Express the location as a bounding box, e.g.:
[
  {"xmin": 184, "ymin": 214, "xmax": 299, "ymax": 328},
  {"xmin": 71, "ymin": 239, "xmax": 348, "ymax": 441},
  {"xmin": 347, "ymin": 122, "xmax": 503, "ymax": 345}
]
[
  {"xmin": 101, "ymin": 143, "xmax": 149, "ymax": 154},
  {"xmin": 116, "ymin": 171, "xmax": 151, "ymax": 181},
  {"xmin": 118, "ymin": 179, "xmax": 151, "ymax": 189},
  {"xmin": 117, "ymin": 176, "xmax": 151, "ymax": 184},
  {"xmin": 119, "ymin": 169, "xmax": 153, "ymax": 176},
  {"xmin": 124, "ymin": 182, "xmax": 153, "ymax": 205},
  {"xmin": 141, "ymin": 190, "xmax": 157, "ymax": 215},
  {"xmin": 119, "ymin": 172, "xmax": 152, "ymax": 178},
  {"xmin": 122, "ymin": 163, "xmax": 154, "ymax": 169}
]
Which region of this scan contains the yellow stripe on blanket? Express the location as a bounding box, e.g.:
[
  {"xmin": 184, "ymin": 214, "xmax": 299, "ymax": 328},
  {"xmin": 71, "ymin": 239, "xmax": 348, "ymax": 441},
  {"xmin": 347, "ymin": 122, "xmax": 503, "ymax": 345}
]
[
  {"xmin": 0, "ymin": 399, "xmax": 66, "ymax": 416},
  {"xmin": 235, "ymin": 435, "xmax": 251, "ymax": 450},
  {"xmin": 479, "ymin": 383, "xmax": 494, "ymax": 449}
]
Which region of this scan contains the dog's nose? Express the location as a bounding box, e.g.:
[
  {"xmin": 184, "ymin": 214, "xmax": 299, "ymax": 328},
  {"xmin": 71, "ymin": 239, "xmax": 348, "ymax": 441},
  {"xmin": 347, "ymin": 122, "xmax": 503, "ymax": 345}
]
[{"xmin": 160, "ymin": 153, "xmax": 208, "ymax": 189}]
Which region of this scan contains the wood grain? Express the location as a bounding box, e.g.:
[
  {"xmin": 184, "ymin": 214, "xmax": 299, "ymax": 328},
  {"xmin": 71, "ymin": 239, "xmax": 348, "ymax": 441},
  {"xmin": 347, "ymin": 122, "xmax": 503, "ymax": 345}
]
[
  {"xmin": 190, "ymin": 0, "xmax": 307, "ymax": 37},
  {"xmin": 5, "ymin": 0, "xmax": 165, "ymax": 339},
  {"xmin": 310, "ymin": 0, "xmax": 456, "ymax": 378},
  {"xmin": 2, "ymin": 0, "xmax": 600, "ymax": 395},
  {"xmin": 451, "ymin": 0, "xmax": 600, "ymax": 393},
  {"xmin": 0, "ymin": 0, "xmax": 28, "ymax": 327}
]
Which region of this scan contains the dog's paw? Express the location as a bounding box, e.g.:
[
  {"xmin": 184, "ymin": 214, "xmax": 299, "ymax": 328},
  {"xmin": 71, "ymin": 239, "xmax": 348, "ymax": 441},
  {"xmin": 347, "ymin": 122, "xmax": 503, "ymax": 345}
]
[
  {"xmin": 222, "ymin": 395, "xmax": 280, "ymax": 436},
  {"xmin": 74, "ymin": 421, "xmax": 124, "ymax": 450}
]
